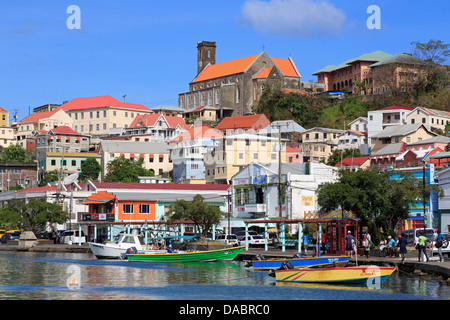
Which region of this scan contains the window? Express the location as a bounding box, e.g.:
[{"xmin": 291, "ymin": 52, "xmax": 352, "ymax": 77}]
[
  {"xmin": 96, "ymin": 111, "xmax": 100, "ymax": 118},
  {"xmin": 123, "ymin": 204, "xmax": 134, "ymax": 214},
  {"xmin": 103, "ymin": 110, "xmax": 107, "ymax": 117},
  {"xmin": 422, "ymin": 118, "xmax": 426, "ymax": 123},
  {"xmin": 139, "ymin": 204, "xmax": 150, "ymax": 214},
  {"xmin": 71, "ymin": 160, "xmax": 76, "ymax": 166},
  {"xmin": 51, "ymin": 159, "xmax": 56, "ymax": 166}
]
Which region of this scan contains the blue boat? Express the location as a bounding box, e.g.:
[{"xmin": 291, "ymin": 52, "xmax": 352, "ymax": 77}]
[{"xmin": 250, "ymin": 254, "xmax": 351, "ymax": 271}]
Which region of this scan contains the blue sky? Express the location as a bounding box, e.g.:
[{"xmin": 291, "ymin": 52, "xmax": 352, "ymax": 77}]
[{"xmin": 0, "ymin": 0, "xmax": 448, "ymax": 122}]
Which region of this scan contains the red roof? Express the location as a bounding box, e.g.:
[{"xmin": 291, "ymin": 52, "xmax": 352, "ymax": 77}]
[
  {"xmin": 169, "ymin": 123, "xmax": 222, "ymax": 143},
  {"xmin": 378, "ymin": 106, "xmax": 413, "ymax": 111},
  {"xmin": 57, "ymin": 95, "xmax": 150, "ymax": 112},
  {"xmin": 335, "ymin": 156, "xmax": 370, "ymax": 167},
  {"xmin": 20, "ymin": 109, "xmax": 60, "ymax": 123},
  {"xmin": 130, "ymin": 114, "xmax": 191, "ymax": 130},
  {"xmin": 286, "ymin": 146, "xmax": 300, "ymax": 153},
  {"xmin": 92, "ymin": 182, "xmax": 230, "ymax": 191},
  {"xmin": 215, "ymin": 114, "xmax": 269, "ymax": 131},
  {"xmin": 49, "ymin": 126, "xmax": 82, "ymax": 135}
]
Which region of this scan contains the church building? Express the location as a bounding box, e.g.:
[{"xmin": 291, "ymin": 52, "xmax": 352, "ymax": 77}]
[{"xmin": 178, "ymin": 41, "xmax": 303, "ymax": 119}]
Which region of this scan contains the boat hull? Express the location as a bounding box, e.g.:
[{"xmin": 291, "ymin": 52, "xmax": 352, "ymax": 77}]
[
  {"xmin": 275, "ymin": 266, "xmax": 396, "ymax": 284},
  {"xmin": 89, "ymin": 242, "xmax": 130, "ymax": 259},
  {"xmin": 252, "ymin": 255, "xmax": 351, "ymax": 271},
  {"xmin": 126, "ymin": 246, "xmax": 245, "ymax": 262}
]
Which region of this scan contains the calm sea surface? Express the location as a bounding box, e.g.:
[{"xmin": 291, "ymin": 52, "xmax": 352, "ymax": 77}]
[{"xmin": 0, "ymin": 251, "xmax": 449, "ymax": 300}]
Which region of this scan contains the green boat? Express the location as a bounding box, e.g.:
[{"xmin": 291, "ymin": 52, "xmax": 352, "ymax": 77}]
[{"xmin": 126, "ymin": 245, "xmax": 245, "ymax": 262}]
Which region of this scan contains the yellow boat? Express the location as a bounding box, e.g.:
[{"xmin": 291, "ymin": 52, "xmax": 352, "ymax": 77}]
[{"xmin": 275, "ymin": 266, "xmax": 396, "ymax": 284}]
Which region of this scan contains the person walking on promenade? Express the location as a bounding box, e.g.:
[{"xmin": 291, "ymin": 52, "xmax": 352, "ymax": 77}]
[
  {"xmin": 302, "ymin": 233, "xmax": 309, "ymax": 255},
  {"xmin": 397, "ymin": 233, "xmax": 408, "ymax": 263},
  {"xmin": 362, "ymin": 231, "xmax": 371, "ymax": 258},
  {"xmin": 344, "ymin": 231, "xmax": 355, "ymax": 256},
  {"xmin": 436, "ymin": 230, "xmax": 445, "ymax": 262},
  {"xmin": 417, "ymin": 233, "xmax": 429, "ymax": 262}
]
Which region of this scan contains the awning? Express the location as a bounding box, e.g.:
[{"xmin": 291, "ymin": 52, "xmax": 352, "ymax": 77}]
[
  {"xmin": 140, "ymin": 154, "xmax": 145, "ymax": 158},
  {"xmin": 82, "ymin": 199, "xmax": 112, "ymax": 205},
  {"xmin": 130, "ymin": 154, "xmax": 135, "ymax": 157},
  {"xmin": 159, "ymin": 154, "xmax": 164, "ymax": 158},
  {"xmin": 149, "ymin": 154, "xmax": 154, "ymax": 158}
]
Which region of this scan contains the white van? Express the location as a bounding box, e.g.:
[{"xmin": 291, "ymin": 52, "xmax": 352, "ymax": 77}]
[
  {"xmin": 59, "ymin": 230, "xmax": 86, "ymax": 244},
  {"xmin": 402, "ymin": 228, "xmax": 434, "ymax": 247}
]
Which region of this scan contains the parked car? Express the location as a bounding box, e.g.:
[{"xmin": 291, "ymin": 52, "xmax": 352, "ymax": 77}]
[
  {"xmin": 59, "ymin": 230, "xmax": 86, "ymax": 244},
  {"xmin": 259, "ymin": 232, "xmax": 279, "ymax": 246},
  {"xmin": 235, "ymin": 230, "xmax": 258, "ymax": 238},
  {"xmin": 238, "ymin": 235, "xmax": 266, "ymax": 247},
  {"xmin": 215, "ymin": 234, "xmax": 239, "ymax": 245},
  {"xmin": 54, "ymin": 230, "xmax": 66, "ymax": 244},
  {"xmin": 0, "ymin": 232, "xmax": 21, "ymax": 243}
]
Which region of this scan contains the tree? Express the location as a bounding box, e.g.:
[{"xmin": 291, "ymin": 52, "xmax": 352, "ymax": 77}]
[
  {"xmin": 326, "ymin": 148, "xmax": 361, "ymax": 167},
  {"xmin": 411, "ymin": 39, "xmax": 450, "ymax": 65},
  {"xmin": 317, "ymin": 168, "xmax": 440, "ymax": 242},
  {"xmin": 79, "ymin": 158, "xmax": 102, "ymax": 182},
  {"xmin": 39, "ymin": 170, "xmax": 59, "ymax": 187},
  {"xmin": 0, "ymin": 199, "xmax": 68, "ymax": 233},
  {"xmin": 104, "ymin": 156, "xmax": 153, "ymax": 183},
  {"xmin": 0, "ymin": 144, "xmax": 32, "ymax": 162},
  {"xmin": 163, "ymin": 194, "xmax": 225, "ymax": 239}
]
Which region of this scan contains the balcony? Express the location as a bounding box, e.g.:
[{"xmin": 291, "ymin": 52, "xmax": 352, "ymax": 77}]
[
  {"xmin": 244, "ymin": 203, "xmax": 267, "ymax": 214},
  {"xmin": 80, "ymin": 213, "xmax": 115, "ymax": 222}
]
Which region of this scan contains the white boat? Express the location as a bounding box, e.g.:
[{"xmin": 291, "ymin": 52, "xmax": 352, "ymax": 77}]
[{"xmin": 89, "ymin": 233, "xmax": 163, "ymax": 259}]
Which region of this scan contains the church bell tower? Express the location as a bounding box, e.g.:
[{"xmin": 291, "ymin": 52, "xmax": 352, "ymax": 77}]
[{"xmin": 197, "ymin": 41, "xmax": 216, "ymax": 75}]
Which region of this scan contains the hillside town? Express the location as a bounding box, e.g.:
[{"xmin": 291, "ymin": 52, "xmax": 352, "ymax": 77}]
[{"xmin": 0, "ymin": 40, "xmax": 449, "ymax": 249}]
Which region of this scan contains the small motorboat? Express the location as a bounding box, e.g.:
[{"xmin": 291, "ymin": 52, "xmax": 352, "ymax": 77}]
[
  {"xmin": 89, "ymin": 233, "xmax": 163, "ymax": 259},
  {"xmin": 249, "ymin": 253, "xmax": 351, "ymax": 271},
  {"xmin": 274, "ymin": 265, "xmax": 397, "ymax": 284}
]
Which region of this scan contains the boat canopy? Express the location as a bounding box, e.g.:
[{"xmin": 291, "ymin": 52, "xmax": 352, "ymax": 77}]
[{"xmin": 153, "ymin": 235, "xmax": 199, "ymax": 241}]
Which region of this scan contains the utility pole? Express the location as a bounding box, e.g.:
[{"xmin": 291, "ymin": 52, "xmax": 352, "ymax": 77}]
[{"xmin": 278, "ymin": 124, "xmax": 282, "ymax": 219}]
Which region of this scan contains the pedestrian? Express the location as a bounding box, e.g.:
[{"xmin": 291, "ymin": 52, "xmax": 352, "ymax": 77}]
[
  {"xmin": 325, "ymin": 233, "xmax": 330, "ymax": 254},
  {"xmin": 344, "ymin": 231, "xmax": 355, "ymax": 256},
  {"xmin": 397, "ymin": 233, "xmax": 407, "ymax": 263},
  {"xmin": 417, "ymin": 232, "xmax": 429, "ymax": 262},
  {"xmin": 302, "ymin": 233, "xmax": 309, "ymax": 255},
  {"xmin": 436, "ymin": 230, "xmax": 445, "ymax": 263},
  {"xmin": 312, "ymin": 231, "xmax": 319, "ymax": 257},
  {"xmin": 321, "ymin": 231, "xmax": 327, "ymax": 255},
  {"xmin": 362, "ymin": 231, "xmax": 371, "ymax": 258},
  {"xmin": 387, "ymin": 236, "xmax": 395, "ymax": 257}
]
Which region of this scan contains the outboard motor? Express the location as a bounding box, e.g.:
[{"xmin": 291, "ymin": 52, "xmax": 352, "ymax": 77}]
[
  {"xmin": 280, "ymin": 261, "xmax": 294, "ymax": 270},
  {"xmin": 255, "ymin": 254, "xmax": 265, "ymax": 261},
  {"xmin": 126, "ymin": 247, "xmax": 138, "ymax": 254}
]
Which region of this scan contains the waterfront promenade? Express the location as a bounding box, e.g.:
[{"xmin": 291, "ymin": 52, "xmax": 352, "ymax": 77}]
[{"xmin": 1, "ymin": 242, "xmax": 450, "ymax": 282}]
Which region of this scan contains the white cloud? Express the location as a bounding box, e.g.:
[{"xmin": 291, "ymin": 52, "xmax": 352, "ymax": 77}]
[{"xmin": 241, "ymin": 0, "xmax": 346, "ymax": 37}]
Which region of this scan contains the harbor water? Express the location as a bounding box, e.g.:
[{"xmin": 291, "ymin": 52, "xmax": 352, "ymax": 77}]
[{"xmin": 0, "ymin": 251, "xmax": 449, "ymax": 300}]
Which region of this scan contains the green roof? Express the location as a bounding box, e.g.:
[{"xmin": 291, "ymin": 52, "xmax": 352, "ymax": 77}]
[{"xmin": 312, "ymin": 50, "xmax": 393, "ymax": 75}]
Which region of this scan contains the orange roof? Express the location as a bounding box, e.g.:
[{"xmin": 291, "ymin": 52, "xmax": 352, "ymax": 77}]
[
  {"xmin": 169, "ymin": 123, "xmax": 222, "ymax": 143},
  {"xmin": 286, "ymin": 146, "xmax": 300, "ymax": 153},
  {"xmin": 83, "ymin": 191, "xmax": 117, "ymax": 204},
  {"xmin": 192, "ymin": 54, "xmax": 260, "ymax": 83},
  {"xmin": 253, "ymin": 67, "xmax": 272, "ymax": 79},
  {"xmin": 0, "ymin": 107, "xmax": 8, "ymax": 113},
  {"xmin": 191, "ymin": 54, "xmax": 300, "ymax": 83},
  {"xmin": 57, "ymin": 95, "xmax": 150, "ymax": 112},
  {"xmin": 215, "ymin": 114, "xmax": 269, "ymax": 131},
  {"xmin": 271, "ymin": 58, "xmax": 299, "ymax": 78},
  {"xmin": 20, "ymin": 109, "xmax": 60, "ymax": 123}
]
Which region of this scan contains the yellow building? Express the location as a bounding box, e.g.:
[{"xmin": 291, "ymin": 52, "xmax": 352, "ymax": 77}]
[
  {"xmin": 56, "ymin": 95, "xmax": 153, "ymax": 142},
  {"xmin": 204, "ymin": 133, "xmax": 286, "ymax": 184},
  {"xmin": 300, "ymin": 127, "xmax": 345, "ymax": 163},
  {"xmin": 45, "ymin": 152, "xmax": 101, "ymax": 178},
  {"xmin": 0, "ymin": 107, "xmax": 9, "ymax": 127},
  {"xmin": 0, "ymin": 126, "xmax": 16, "ymax": 148},
  {"xmin": 17, "ymin": 109, "xmax": 74, "ymax": 149},
  {"xmin": 407, "ymin": 107, "xmax": 450, "ymax": 133}
]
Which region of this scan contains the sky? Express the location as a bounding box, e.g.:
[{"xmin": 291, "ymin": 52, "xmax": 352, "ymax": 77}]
[{"xmin": 0, "ymin": 0, "xmax": 448, "ymax": 123}]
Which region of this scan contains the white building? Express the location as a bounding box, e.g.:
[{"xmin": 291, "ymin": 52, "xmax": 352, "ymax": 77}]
[
  {"xmin": 337, "ymin": 130, "xmax": 368, "ymax": 151},
  {"xmin": 229, "ymin": 162, "xmax": 338, "ymax": 232},
  {"xmin": 367, "ymin": 106, "xmax": 413, "ymax": 145}
]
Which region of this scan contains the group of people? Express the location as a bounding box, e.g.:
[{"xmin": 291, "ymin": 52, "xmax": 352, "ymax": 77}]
[
  {"xmin": 301, "ymin": 231, "xmax": 330, "ymax": 257},
  {"xmin": 300, "ymin": 228, "xmax": 446, "ymax": 263},
  {"xmin": 350, "ymin": 229, "xmax": 446, "ymax": 263}
]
